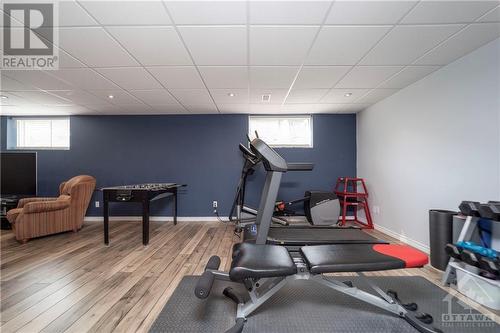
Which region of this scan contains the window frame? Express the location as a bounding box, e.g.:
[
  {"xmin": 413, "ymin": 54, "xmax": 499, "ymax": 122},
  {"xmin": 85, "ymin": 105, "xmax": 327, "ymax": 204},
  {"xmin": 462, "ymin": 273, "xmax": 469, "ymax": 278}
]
[
  {"xmin": 248, "ymin": 115, "xmax": 314, "ymax": 148},
  {"xmin": 7, "ymin": 117, "xmax": 71, "ymax": 151}
]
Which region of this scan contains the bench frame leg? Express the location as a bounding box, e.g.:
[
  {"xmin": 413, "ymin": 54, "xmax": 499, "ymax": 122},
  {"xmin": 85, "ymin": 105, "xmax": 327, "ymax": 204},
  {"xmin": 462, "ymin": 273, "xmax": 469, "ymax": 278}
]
[
  {"xmin": 226, "ymin": 270, "xmax": 441, "ymax": 333},
  {"xmin": 235, "ymin": 273, "xmax": 403, "ymax": 320}
]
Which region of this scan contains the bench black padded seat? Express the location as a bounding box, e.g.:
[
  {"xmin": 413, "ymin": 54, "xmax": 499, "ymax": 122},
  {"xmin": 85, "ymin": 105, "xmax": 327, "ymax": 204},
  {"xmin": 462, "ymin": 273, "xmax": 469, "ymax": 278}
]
[
  {"xmin": 301, "ymin": 244, "xmax": 429, "ymax": 274},
  {"xmin": 229, "ymin": 243, "xmax": 297, "ymax": 281}
]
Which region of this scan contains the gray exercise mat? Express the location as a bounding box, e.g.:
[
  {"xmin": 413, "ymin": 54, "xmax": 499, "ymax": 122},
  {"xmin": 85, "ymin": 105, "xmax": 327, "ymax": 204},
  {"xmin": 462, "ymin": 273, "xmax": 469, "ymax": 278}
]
[{"xmin": 149, "ymin": 276, "xmax": 499, "ymax": 333}]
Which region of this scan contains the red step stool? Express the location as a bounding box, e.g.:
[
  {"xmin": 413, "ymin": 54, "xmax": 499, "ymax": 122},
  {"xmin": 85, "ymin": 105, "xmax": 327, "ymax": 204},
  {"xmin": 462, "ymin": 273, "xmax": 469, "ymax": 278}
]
[{"xmin": 334, "ymin": 177, "xmax": 374, "ymax": 229}]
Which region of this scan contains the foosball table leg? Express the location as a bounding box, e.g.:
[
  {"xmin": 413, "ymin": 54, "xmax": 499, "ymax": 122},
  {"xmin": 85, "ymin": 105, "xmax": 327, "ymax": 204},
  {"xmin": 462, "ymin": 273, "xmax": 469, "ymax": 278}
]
[
  {"xmin": 142, "ymin": 199, "xmax": 150, "ymax": 246},
  {"xmin": 173, "ymin": 190, "xmax": 178, "ymax": 225}
]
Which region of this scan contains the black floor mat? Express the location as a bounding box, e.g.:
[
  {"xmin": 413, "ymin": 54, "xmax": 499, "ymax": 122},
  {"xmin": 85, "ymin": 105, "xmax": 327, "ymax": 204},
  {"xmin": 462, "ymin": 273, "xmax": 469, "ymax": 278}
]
[{"xmin": 149, "ymin": 276, "xmax": 499, "ymax": 333}]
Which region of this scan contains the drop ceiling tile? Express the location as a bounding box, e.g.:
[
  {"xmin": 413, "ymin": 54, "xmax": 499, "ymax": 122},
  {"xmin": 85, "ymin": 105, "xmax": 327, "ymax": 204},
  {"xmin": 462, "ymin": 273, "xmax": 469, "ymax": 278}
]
[
  {"xmin": 88, "ymin": 90, "xmax": 146, "ymax": 105},
  {"xmin": 149, "ymin": 104, "xmax": 187, "ymax": 113},
  {"xmin": 147, "ymin": 66, "xmax": 205, "ymax": 89},
  {"xmin": 11, "ymin": 91, "xmax": 72, "ymax": 105},
  {"xmin": 129, "ymin": 90, "xmax": 179, "ymax": 105},
  {"xmin": 58, "ymin": 48, "xmax": 87, "ymax": 68},
  {"xmin": 286, "ymin": 89, "xmax": 328, "ymax": 103},
  {"xmin": 198, "ymin": 66, "xmax": 248, "ymax": 88},
  {"xmin": 218, "ymin": 104, "xmax": 250, "ymax": 114},
  {"xmin": 249, "ymin": 26, "xmax": 319, "ymax": 65},
  {"xmin": 58, "ymin": 1, "xmax": 98, "ymax": 26},
  {"xmin": 293, "ymin": 66, "xmax": 351, "ymax": 89},
  {"xmin": 0, "ymin": 92, "xmax": 36, "ymax": 105},
  {"xmin": 249, "ymin": 67, "xmax": 298, "ymax": 88},
  {"xmin": 306, "ymin": 26, "xmax": 391, "ymax": 65},
  {"xmin": 48, "ymin": 90, "xmax": 111, "ymax": 105},
  {"xmin": 166, "ymin": 1, "xmax": 246, "ymax": 24},
  {"xmin": 249, "ymin": 1, "xmax": 331, "ymax": 24},
  {"xmin": 178, "ymin": 26, "xmax": 247, "ymax": 65},
  {"xmin": 95, "ymin": 67, "xmax": 162, "ymax": 90},
  {"xmin": 478, "ymin": 6, "xmax": 500, "ymax": 22},
  {"xmin": 249, "ymin": 89, "xmax": 289, "ymax": 104},
  {"xmin": 51, "ymin": 68, "xmax": 120, "ymax": 90},
  {"xmin": 107, "ymin": 27, "xmax": 192, "ymax": 66},
  {"xmin": 58, "ymin": 27, "xmax": 139, "ymax": 67},
  {"xmin": 85, "ymin": 104, "xmax": 122, "ymax": 113},
  {"xmin": 57, "ymin": 105, "xmax": 98, "ymax": 115},
  {"xmin": 314, "ymin": 103, "xmax": 370, "ymax": 113},
  {"xmin": 360, "ymin": 25, "xmax": 464, "ymax": 65},
  {"xmin": 210, "ymin": 89, "xmax": 249, "ymax": 104},
  {"xmin": 326, "ymin": 1, "xmax": 416, "ymax": 24},
  {"xmin": 310, "ymin": 104, "xmax": 341, "ymax": 113},
  {"xmin": 0, "ymin": 76, "xmax": 38, "ymax": 91},
  {"xmin": 401, "ymin": 1, "xmax": 498, "ymax": 24},
  {"xmin": 378, "ymin": 66, "xmax": 441, "ymax": 89},
  {"xmin": 79, "ymin": 1, "xmax": 171, "ymax": 25},
  {"xmin": 169, "ymin": 89, "xmax": 214, "ymax": 105},
  {"xmin": 0, "ymin": 105, "xmax": 85, "ymax": 116},
  {"xmin": 415, "ymin": 23, "xmax": 500, "ymax": 65},
  {"xmin": 3, "ymin": 70, "xmax": 74, "ymax": 90},
  {"xmin": 184, "ymin": 104, "xmax": 219, "ymax": 114},
  {"xmin": 356, "ymin": 89, "xmax": 400, "ymax": 104},
  {"xmin": 336, "ymin": 66, "xmax": 403, "ymax": 88},
  {"xmin": 249, "ymin": 104, "xmax": 283, "ymax": 114},
  {"xmin": 321, "ymin": 89, "xmax": 370, "ymax": 103},
  {"xmin": 280, "ymin": 104, "xmax": 318, "ymax": 114}
]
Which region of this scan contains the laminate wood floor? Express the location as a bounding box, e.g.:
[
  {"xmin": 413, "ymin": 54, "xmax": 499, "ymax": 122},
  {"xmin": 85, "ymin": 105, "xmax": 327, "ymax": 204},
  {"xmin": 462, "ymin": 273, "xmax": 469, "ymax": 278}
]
[{"xmin": 1, "ymin": 220, "xmax": 498, "ymax": 332}]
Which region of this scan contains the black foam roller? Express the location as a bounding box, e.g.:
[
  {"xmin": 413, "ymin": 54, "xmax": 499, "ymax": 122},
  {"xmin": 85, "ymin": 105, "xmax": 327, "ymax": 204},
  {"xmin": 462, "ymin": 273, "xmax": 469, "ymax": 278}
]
[{"xmin": 429, "ymin": 210, "xmax": 456, "ymax": 270}]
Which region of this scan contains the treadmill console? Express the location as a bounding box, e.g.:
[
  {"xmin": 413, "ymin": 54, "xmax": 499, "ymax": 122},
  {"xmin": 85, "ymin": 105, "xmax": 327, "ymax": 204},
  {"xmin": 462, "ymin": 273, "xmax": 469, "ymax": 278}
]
[{"xmin": 250, "ymin": 138, "xmax": 288, "ymax": 172}]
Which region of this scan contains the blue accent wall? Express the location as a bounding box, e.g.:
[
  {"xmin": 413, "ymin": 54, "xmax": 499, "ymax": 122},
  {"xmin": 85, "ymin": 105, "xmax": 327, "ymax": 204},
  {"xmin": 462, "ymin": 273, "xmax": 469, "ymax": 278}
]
[{"xmin": 0, "ymin": 114, "xmax": 356, "ymax": 217}]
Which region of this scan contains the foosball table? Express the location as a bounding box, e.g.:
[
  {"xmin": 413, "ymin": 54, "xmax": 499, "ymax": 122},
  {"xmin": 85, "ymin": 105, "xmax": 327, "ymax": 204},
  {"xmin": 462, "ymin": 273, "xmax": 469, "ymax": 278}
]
[{"xmin": 101, "ymin": 183, "xmax": 186, "ymax": 246}]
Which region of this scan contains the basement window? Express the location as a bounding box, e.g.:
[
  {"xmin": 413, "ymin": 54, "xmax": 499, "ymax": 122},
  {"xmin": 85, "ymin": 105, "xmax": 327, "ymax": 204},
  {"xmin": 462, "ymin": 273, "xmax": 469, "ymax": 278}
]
[
  {"xmin": 7, "ymin": 117, "xmax": 70, "ymax": 150},
  {"xmin": 248, "ymin": 115, "xmax": 313, "ymax": 148}
]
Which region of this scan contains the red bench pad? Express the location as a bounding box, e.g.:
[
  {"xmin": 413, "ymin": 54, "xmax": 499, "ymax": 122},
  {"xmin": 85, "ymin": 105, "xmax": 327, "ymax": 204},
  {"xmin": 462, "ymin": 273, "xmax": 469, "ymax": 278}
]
[{"xmin": 372, "ymin": 244, "xmax": 428, "ymax": 268}]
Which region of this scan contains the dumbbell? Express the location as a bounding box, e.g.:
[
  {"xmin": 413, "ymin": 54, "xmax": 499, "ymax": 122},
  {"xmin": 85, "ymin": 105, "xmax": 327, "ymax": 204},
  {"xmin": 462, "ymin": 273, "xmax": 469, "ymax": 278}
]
[
  {"xmin": 445, "ymin": 243, "xmax": 462, "ymax": 260},
  {"xmin": 458, "ymin": 201, "xmax": 481, "ymax": 217},
  {"xmin": 460, "ymin": 250, "xmax": 480, "ymax": 268},
  {"xmin": 478, "ymin": 203, "xmax": 500, "ymax": 221},
  {"xmin": 479, "ymin": 257, "xmax": 500, "ymax": 276}
]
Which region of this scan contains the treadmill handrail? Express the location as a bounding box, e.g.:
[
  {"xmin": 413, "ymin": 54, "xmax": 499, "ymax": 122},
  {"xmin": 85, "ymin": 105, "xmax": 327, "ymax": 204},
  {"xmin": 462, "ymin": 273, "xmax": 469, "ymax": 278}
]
[
  {"xmin": 239, "ymin": 143, "xmax": 260, "ymax": 165},
  {"xmin": 287, "ymin": 163, "xmax": 314, "ymax": 171}
]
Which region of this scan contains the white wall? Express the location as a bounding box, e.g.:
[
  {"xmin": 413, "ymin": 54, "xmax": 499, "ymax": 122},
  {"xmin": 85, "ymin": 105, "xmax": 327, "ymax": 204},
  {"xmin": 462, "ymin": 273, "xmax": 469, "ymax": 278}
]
[{"xmin": 357, "ymin": 38, "xmax": 500, "ymax": 251}]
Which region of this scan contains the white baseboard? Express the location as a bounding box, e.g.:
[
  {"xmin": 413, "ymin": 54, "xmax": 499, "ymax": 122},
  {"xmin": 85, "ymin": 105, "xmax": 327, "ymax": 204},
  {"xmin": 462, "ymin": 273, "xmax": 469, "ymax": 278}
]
[
  {"xmin": 374, "ymin": 223, "xmax": 430, "ymax": 254},
  {"xmin": 84, "ymin": 216, "xmax": 229, "ymax": 222}
]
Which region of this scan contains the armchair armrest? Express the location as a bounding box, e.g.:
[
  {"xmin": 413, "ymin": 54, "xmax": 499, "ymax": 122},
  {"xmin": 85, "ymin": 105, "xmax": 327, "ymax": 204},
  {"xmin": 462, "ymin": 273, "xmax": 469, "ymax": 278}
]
[
  {"xmin": 18, "ymin": 197, "xmax": 57, "ymax": 208},
  {"xmin": 23, "ymin": 198, "xmax": 70, "ymax": 214},
  {"xmin": 59, "ymin": 181, "xmax": 66, "ymax": 195}
]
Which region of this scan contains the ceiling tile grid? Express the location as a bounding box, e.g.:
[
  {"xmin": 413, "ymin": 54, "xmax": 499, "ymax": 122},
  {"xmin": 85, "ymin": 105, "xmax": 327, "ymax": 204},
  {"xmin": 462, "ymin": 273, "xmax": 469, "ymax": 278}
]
[{"xmin": 2, "ymin": 1, "xmax": 499, "ymax": 116}]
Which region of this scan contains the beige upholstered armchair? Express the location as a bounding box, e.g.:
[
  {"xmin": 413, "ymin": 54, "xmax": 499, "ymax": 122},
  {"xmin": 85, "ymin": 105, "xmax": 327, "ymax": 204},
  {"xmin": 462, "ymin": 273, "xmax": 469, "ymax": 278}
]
[{"xmin": 6, "ymin": 175, "xmax": 96, "ymax": 243}]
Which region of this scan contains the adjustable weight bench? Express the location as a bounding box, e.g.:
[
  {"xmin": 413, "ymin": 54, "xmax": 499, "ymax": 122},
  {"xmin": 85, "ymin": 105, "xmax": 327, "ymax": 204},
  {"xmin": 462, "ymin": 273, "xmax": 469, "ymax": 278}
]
[{"xmin": 195, "ymin": 243, "xmax": 442, "ymax": 333}]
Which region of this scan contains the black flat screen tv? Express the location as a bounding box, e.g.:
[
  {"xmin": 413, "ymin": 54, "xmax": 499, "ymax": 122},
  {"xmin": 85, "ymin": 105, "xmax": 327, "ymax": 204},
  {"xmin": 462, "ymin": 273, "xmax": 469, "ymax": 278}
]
[{"xmin": 1, "ymin": 152, "xmax": 37, "ymax": 197}]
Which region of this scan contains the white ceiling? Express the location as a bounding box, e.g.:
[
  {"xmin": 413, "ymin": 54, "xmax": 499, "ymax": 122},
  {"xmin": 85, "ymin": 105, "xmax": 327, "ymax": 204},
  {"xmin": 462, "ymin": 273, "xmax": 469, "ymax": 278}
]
[{"xmin": 1, "ymin": 0, "xmax": 499, "ymax": 116}]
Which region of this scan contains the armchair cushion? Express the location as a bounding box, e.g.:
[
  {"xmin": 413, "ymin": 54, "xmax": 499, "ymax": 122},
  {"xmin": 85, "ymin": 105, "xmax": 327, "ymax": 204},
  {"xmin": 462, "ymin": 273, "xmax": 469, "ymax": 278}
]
[{"xmin": 23, "ymin": 195, "xmax": 71, "ymax": 214}]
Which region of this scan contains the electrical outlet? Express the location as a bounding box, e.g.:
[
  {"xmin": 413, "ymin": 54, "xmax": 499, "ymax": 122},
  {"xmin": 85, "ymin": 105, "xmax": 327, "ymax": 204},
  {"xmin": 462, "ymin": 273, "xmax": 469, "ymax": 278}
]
[
  {"xmin": 95, "ymin": 201, "xmax": 100, "ymax": 208},
  {"xmin": 212, "ymin": 201, "xmax": 218, "ymax": 209},
  {"xmin": 373, "ymin": 205, "xmax": 380, "ymax": 215}
]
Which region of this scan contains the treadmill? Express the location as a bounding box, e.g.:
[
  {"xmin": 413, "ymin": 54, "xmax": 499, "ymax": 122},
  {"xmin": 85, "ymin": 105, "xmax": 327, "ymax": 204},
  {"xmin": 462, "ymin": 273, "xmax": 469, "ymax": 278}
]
[{"xmin": 236, "ymin": 138, "xmax": 385, "ymax": 248}]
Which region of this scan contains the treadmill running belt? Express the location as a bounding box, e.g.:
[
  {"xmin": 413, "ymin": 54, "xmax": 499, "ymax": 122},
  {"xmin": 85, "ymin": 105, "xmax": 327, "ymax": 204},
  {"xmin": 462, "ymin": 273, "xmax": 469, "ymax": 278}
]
[{"xmin": 267, "ymin": 227, "xmax": 386, "ymax": 245}]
